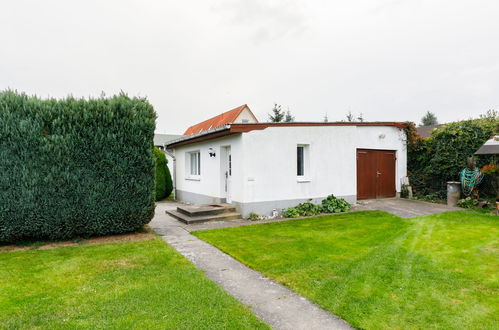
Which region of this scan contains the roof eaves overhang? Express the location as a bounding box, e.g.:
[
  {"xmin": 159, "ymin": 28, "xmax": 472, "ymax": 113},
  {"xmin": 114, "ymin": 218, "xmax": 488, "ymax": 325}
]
[
  {"xmin": 167, "ymin": 122, "xmax": 408, "ymax": 148},
  {"xmin": 166, "ymin": 125, "xmax": 233, "ymax": 148}
]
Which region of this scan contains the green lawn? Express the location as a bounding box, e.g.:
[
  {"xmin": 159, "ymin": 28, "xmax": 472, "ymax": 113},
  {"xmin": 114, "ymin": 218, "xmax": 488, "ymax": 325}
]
[
  {"xmin": 0, "ymin": 238, "xmax": 268, "ymax": 329},
  {"xmin": 194, "ymin": 210, "xmax": 499, "ymax": 329}
]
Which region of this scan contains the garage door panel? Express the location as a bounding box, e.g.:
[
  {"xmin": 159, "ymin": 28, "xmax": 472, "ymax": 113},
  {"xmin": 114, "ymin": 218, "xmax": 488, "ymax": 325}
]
[
  {"xmin": 357, "ymin": 149, "xmax": 396, "ymax": 199},
  {"xmin": 376, "ymin": 151, "xmax": 396, "ymax": 198},
  {"xmin": 357, "ymin": 149, "xmax": 377, "ymax": 199}
]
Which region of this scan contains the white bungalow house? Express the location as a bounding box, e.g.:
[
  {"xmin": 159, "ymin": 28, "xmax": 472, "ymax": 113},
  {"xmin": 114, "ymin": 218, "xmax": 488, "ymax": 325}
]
[{"xmin": 166, "ymin": 106, "xmax": 407, "ymax": 217}]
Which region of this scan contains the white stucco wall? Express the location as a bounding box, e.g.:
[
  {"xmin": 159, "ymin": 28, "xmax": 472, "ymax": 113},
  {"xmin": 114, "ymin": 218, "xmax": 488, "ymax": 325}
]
[
  {"xmin": 240, "ymin": 126, "xmax": 407, "ymax": 205},
  {"xmin": 172, "ymin": 135, "xmax": 244, "ymax": 204},
  {"xmin": 171, "ymin": 125, "xmax": 407, "ymax": 216}
]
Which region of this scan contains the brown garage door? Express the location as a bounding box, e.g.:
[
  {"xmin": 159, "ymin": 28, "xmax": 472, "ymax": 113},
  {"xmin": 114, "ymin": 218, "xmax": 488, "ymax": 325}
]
[{"xmin": 357, "ymin": 149, "xmax": 396, "ymax": 199}]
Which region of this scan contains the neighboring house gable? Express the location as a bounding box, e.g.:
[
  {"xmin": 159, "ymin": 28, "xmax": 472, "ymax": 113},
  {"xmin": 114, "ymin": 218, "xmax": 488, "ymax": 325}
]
[
  {"xmin": 416, "ymin": 124, "xmax": 444, "ymax": 139},
  {"xmin": 154, "ymin": 133, "xmax": 183, "ymax": 150},
  {"xmin": 183, "ymin": 104, "xmax": 258, "ymax": 136}
]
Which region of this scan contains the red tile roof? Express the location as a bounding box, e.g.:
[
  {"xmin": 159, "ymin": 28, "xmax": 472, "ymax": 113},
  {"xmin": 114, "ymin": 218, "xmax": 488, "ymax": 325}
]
[{"xmin": 183, "ymin": 104, "xmax": 255, "ymax": 136}]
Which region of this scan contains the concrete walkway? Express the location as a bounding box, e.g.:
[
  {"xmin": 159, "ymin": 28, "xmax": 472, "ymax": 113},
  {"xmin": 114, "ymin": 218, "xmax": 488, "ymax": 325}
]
[
  {"xmin": 352, "ymin": 198, "xmax": 460, "ymax": 218},
  {"xmin": 149, "ymin": 201, "xmax": 352, "ymax": 330}
]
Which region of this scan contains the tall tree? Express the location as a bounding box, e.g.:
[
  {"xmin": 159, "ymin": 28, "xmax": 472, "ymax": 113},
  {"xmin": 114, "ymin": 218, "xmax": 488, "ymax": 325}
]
[
  {"xmin": 346, "ymin": 110, "xmax": 354, "ymax": 122},
  {"xmin": 345, "ymin": 110, "xmax": 365, "ymax": 122},
  {"xmin": 284, "ymin": 109, "xmax": 295, "ymax": 122},
  {"xmin": 268, "ymin": 103, "xmax": 285, "ymax": 122},
  {"xmin": 420, "ymin": 111, "xmax": 438, "ymax": 126}
]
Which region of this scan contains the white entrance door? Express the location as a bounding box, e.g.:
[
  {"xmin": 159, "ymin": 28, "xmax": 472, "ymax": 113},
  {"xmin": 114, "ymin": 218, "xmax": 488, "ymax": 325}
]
[{"xmin": 224, "ymin": 147, "xmax": 232, "ymax": 203}]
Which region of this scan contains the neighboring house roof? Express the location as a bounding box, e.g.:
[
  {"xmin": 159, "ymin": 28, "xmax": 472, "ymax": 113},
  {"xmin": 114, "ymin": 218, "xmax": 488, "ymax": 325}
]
[
  {"xmin": 154, "ymin": 133, "xmax": 183, "ymax": 147},
  {"xmin": 475, "ymin": 135, "xmax": 499, "ymax": 155},
  {"xmin": 183, "ymin": 104, "xmax": 257, "ymax": 136},
  {"xmin": 416, "ymin": 124, "xmax": 444, "ymax": 138},
  {"xmin": 167, "ymin": 122, "xmax": 408, "ymax": 148}
]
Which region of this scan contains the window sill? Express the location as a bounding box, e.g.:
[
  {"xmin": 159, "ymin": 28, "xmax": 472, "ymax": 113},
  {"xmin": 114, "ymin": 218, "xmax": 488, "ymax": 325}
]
[
  {"xmin": 186, "ymin": 177, "xmax": 201, "ymax": 181},
  {"xmin": 297, "ymin": 178, "xmax": 311, "ymax": 183}
]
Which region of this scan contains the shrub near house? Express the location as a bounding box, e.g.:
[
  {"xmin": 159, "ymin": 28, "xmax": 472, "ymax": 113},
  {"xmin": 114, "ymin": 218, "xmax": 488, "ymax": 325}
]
[
  {"xmin": 0, "ymin": 91, "xmax": 156, "ymax": 242},
  {"xmin": 153, "ymin": 146, "xmax": 173, "ymax": 201}
]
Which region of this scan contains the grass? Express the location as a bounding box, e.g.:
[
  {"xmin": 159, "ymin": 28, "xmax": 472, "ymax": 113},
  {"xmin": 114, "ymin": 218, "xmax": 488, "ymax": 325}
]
[
  {"xmin": 194, "ymin": 210, "xmax": 499, "ymax": 329},
  {"xmin": 0, "ymin": 238, "xmax": 268, "ymax": 329}
]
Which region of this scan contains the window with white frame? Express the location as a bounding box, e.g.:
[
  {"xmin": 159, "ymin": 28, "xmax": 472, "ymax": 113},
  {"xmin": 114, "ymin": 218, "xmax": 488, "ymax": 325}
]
[
  {"xmin": 188, "ymin": 151, "xmax": 200, "ymax": 176},
  {"xmin": 297, "ymin": 144, "xmax": 309, "ymax": 178}
]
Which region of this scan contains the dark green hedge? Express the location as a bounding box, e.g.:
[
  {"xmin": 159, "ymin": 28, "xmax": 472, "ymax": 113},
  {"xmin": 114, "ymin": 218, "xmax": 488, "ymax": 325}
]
[
  {"xmin": 153, "ymin": 147, "xmax": 173, "ymax": 201},
  {"xmin": 0, "ymin": 91, "xmax": 157, "ymax": 242},
  {"xmin": 408, "ymin": 112, "xmax": 498, "ymax": 197}
]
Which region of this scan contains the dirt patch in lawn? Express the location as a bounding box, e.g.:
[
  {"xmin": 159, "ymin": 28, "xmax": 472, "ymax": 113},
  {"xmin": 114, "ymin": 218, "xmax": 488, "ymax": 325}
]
[{"xmin": 0, "ymin": 229, "xmax": 156, "ymax": 253}]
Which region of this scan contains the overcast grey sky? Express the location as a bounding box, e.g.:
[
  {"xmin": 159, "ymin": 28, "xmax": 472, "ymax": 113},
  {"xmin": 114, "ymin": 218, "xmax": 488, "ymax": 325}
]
[{"xmin": 1, "ymin": 0, "xmax": 498, "ymax": 134}]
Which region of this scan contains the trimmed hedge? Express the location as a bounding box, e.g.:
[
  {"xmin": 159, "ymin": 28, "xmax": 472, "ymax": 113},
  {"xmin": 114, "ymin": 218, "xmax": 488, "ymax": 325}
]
[
  {"xmin": 154, "ymin": 147, "xmax": 173, "ymax": 201},
  {"xmin": 0, "ymin": 91, "xmax": 157, "ymax": 242},
  {"xmin": 408, "ymin": 112, "xmax": 498, "ymax": 197}
]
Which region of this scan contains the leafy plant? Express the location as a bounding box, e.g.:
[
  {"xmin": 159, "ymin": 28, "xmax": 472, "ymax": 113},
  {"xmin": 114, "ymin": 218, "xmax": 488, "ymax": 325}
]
[
  {"xmin": 457, "ymin": 197, "xmax": 479, "ymax": 209},
  {"xmin": 481, "ymin": 163, "xmax": 498, "ymax": 175},
  {"xmin": 283, "ymin": 195, "xmax": 350, "ymax": 218},
  {"xmin": 295, "ymin": 202, "xmax": 322, "ymax": 216},
  {"xmin": 283, "ymin": 207, "xmax": 301, "ymax": 218},
  {"xmin": 247, "ymin": 212, "xmax": 262, "ymax": 221},
  {"xmin": 412, "ymin": 192, "xmax": 446, "ymax": 203},
  {"xmin": 321, "ymin": 194, "xmax": 350, "ymax": 213},
  {"xmin": 0, "ymin": 90, "xmax": 156, "ymax": 242},
  {"xmin": 400, "ymin": 185, "xmax": 410, "ymax": 199}
]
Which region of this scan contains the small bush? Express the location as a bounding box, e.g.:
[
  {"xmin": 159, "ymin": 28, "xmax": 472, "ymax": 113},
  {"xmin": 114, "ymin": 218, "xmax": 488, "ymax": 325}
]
[
  {"xmin": 296, "ymin": 202, "xmax": 322, "ymax": 216},
  {"xmin": 0, "ymin": 91, "xmax": 156, "ymax": 242},
  {"xmin": 283, "ymin": 207, "xmax": 301, "ymax": 218},
  {"xmin": 321, "ymin": 195, "xmax": 350, "ymax": 213},
  {"xmin": 247, "ymin": 212, "xmax": 261, "ymax": 221},
  {"xmin": 153, "ymin": 147, "xmax": 171, "ymax": 201},
  {"xmin": 283, "ymin": 195, "xmax": 350, "ymax": 218},
  {"xmin": 400, "ymin": 185, "xmax": 410, "ymax": 199},
  {"xmin": 457, "ymin": 197, "xmax": 479, "ymax": 209}
]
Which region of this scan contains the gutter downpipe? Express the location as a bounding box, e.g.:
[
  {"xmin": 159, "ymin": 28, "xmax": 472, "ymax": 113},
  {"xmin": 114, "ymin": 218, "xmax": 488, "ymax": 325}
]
[{"xmin": 163, "ymin": 146, "xmax": 176, "ymax": 200}]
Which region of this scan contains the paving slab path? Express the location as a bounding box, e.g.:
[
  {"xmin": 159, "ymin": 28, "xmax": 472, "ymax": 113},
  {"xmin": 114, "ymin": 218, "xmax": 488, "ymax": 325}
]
[
  {"xmin": 352, "ymin": 198, "xmax": 461, "ymax": 218},
  {"xmin": 150, "ymin": 201, "xmax": 352, "ymax": 330}
]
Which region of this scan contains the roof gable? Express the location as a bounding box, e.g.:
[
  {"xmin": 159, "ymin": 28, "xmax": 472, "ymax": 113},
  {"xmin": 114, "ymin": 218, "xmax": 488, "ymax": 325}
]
[{"xmin": 183, "ymin": 104, "xmax": 257, "ymax": 136}]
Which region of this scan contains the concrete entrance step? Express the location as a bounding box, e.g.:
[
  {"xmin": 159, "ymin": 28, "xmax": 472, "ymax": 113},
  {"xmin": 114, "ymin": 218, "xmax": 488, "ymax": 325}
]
[
  {"xmin": 166, "ymin": 203, "xmax": 241, "ymax": 224},
  {"xmin": 177, "ymin": 203, "xmax": 237, "ymax": 217}
]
